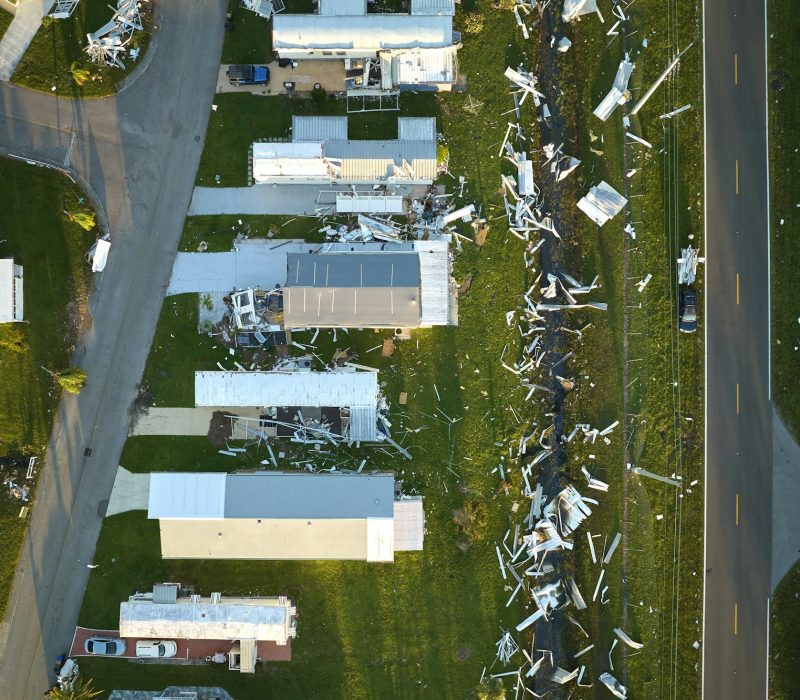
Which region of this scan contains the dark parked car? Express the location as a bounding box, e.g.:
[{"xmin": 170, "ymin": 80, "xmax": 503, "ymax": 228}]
[
  {"xmin": 679, "ymin": 287, "xmax": 698, "ymax": 333},
  {"xmin": 226, "ymin": 64, "xmax": 270, "ymax": 86},
  {"xmin": 84, "ymin": 636, "xmax": 126, "ymax": 656}
]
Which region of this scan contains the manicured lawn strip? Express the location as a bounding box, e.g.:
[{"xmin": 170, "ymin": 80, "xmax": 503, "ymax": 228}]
[
  {"xmin": 769, "ymin": 0, "xmax": 800, "ymax": 440},
  {"xmin": 0, "ymin": 8, "xmax": 12, "ymax": 44},
  {"xmin": 12, "ymin": 0, "xmax": 153, "ymax": 96},
  {"xmin": 180, "ymin": 214, "xmax": 347, "ymax": 252},
  {"xmin": 121, "ymin": 436, "xmax": 258, "ymax": 473},
  {"xmin": 0, "ymin": 157, "xmax": 94, "ymax": 619},
  {"xmin": 196, "ymin": 92, "xmax": 439, "ymax": 187},
  {"xmin": 141, "ymin": 294, "xmax": 234, "ymax": 408},
  {"xmin": 221, "ymin": 0, "xmax": 272, "ymax": 64}
]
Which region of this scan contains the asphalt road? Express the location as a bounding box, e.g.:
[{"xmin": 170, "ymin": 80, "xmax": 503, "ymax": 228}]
[
  {"xmin": 0, "ymin": 2, "xmax": 226, "ymax": 697},
  {"xmin": 702, "ymin": 1, "xmax": 772, "ymax": 698}
]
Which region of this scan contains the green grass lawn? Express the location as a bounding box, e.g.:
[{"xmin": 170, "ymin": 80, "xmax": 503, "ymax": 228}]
[
  {"xmin": 180, "ymin": 214, "xmax": 342, "ymax": 252},
  {"xmin": 12, "ymin": 0, "xmax": 153, "ymax": 96},
  {"xmin": 0, "ymin": 157, "xmax": 94, "ymax": 619},
  {"xmin": 221, "ymin": 0, "xmax": 272, "ymax": 64},
  {"xmin": 0, "ymin": 8, "xmax": 12, "ymax": 44},
  {"xmin": 769, "ymin": 0, "xmax": 800, "ymax": 441}
]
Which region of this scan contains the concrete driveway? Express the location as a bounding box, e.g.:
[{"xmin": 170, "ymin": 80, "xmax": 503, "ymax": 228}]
[
  {"xmin": 167, "ymin": 239, "xmax": 311, "ymax": 295},
  {"xmin": 0, "ymin": 2, "xmax": 228, "ymax": 697},
  {"xmin": 216, "ymin": 61, "xmax": 345, "ymax": 95}
]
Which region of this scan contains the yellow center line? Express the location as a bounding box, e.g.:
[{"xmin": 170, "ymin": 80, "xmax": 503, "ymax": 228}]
[
  {"xmin": 736, "ymin": 493, "xmax": 739, "ymax": 525},
  {"xmin": 736, "ymin": 273, "xmax": 740, "ymax": 305},
  {"xmin": 736, "ymin": 383, "xmax": 740, "ymax": 415},
  {"xmin": 734, "ymin": 53, "xmax": 738, "ymax": 85},
  {"xmin": 734, "ymin": 603, "xmax": 738, "ymax": 635},
  {"xmin": 735, "ymin": 159, "xmax": 739, "ymax": 194}
]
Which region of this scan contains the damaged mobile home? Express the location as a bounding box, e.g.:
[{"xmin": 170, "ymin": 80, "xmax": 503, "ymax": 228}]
[
  {"xmin": 195, "ymin": 367, "xmax": 383, "ymax": 443},
  {"xmin": 252, "ymin": 116, "xmax": 438, "ymax": 191},
  {"xmin": 147, "ymin": 471, "xmax": 424, "ymax": 562},
  {"xmin": 272, "ymin": 0, "xmax": 461, "ymax": 97}
]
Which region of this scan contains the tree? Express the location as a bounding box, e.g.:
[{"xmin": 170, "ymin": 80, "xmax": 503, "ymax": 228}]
[
  {"xmin": 41, "ymin": 366, "xmax": 87, "ymax": 395},
  {"xmin": 64, "ymin": 209, "xmax": 96, "ymax": 231},
  {"xmin": 46, "ymin": 675, "xmax": 102, "ymax": 700},
  {"xmin": 70, "ymin": 61, "xmax": 91, "ymax": 87}
]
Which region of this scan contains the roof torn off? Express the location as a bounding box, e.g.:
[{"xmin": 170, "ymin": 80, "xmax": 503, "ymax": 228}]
[
  {"xmin": 593, "ymin": 55, "xmax": 635, "ymax": 122},
  {"xmin": 577, "ymin": 181, "xmax": 628, "ymax": 226}
]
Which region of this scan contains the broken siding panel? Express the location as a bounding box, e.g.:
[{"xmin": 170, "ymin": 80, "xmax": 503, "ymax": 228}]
[
  {"xmin": 348, "ymin": 404, "xmax": 379, "ymax": 441},
  {"xmin": 292, "ymin": 115, "xmax": 349, "ymax": 142},
  {"xmin": 194, "ymin": 370, "xmax": 379, "ymax": 409}
]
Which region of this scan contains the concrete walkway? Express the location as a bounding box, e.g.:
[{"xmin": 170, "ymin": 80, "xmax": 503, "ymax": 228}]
[
  {"xmin": 772, "ymin": 407, "xmax": 800, "ymax": 589},
  {"xmin": 167, "ymin": 238, "xmax": 312, "ymax": 295},
  {"xmin": 106, "ymin": 467, "xmax": 149, "ymax": 516},
  {"xmin": 189, "ymin": 184, "xmax": 329, "ymax": 216},
  {"xmin": 0, "ymin": 0, "xmax": 54, "ymax": 81},
  {"xmin": 130, "ymin": 406, "xmax": 262, "ymax": 436}
]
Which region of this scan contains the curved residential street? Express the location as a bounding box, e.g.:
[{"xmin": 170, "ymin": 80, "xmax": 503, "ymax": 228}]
[{"xmin": 0, "ymin": 2, "xmax": 226, "ymax": 697}]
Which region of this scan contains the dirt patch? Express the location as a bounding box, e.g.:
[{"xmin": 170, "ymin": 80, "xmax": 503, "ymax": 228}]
[
  {"xmin": 459, "ymin": 272, "xmax": 475, "ymax": 297},
  {"xmin": 455, "ymin": 647, "xmax": 472, "ymax": 662},
  {"xmin": 207, "ymin": 410, "xmax": 233, "ymax": 447}
]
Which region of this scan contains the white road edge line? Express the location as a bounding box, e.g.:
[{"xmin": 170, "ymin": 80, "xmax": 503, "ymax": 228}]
[
  {"xmin": 701, "ymin": 0, "xmax": 709, "ymax": 696},
  {"xmin": 764, "ymin": 0, "xmax": 772, "ymax": 402},
  {"xmin": 766, "ymin": 596, "xmax": 771, "ymax": 699}
]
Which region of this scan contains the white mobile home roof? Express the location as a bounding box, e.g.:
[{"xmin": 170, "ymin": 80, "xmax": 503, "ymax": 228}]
[
  {"xmin": 194, "ymin": 369, "xmax": 378, "ymax": 408},
  {"xmin": 272, "ymin": 14, "xmax": 453, "ymax": 53},
  {"xmin": 148, "ymin": 473, "xmax": 226, "ymax": 520},
  {"xmin": 0, "ymin": 259, "xmax": 23, "ymax": 323},
  {"xmin": 119, "ymin": 596, "xmax": 294, "ymax": 643}
]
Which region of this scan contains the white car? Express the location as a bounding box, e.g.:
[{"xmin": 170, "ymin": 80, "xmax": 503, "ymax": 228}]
[{"xmin": 135, "ymin": 640, "xmax": 178, "ymax": 658}]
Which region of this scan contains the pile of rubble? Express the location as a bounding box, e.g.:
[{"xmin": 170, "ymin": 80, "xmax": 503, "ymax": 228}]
[{"xmin": 85, "ymin": 0, "xmax": 146, "ymax": 69}]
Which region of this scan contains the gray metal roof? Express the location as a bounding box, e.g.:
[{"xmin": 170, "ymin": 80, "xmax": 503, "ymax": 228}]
[
  {"xmin": 153, "ymin": 583, "xmax": 179, "ymax": 605},
  {"xmin": 224, "ymin": 472, "xmax": 395, "ymax": 519},
  {"xmin": 286, "ymin": 252, "xmax": 420, "ymax": 288},
  {"xmin": 397, "ymin": 117, "xmax": 438, "ymax": 142},
  {"xmin": 324, "ymin": 139, "xmax": 436, "ymax": 163},
  {"xmin": 292, "ymin": 115, "xmax": 349, "ymax": 142}
]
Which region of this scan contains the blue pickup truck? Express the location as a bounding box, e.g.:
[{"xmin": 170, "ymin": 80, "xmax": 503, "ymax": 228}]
[{"xmin": 226, "ymin": 64, "xmax": 270, "ymax": 86}]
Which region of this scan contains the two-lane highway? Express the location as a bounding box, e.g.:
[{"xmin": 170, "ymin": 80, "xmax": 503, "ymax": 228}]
[{"xmin": 703, "ymin": 1, "xmax": 772, "ymax": 698}]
